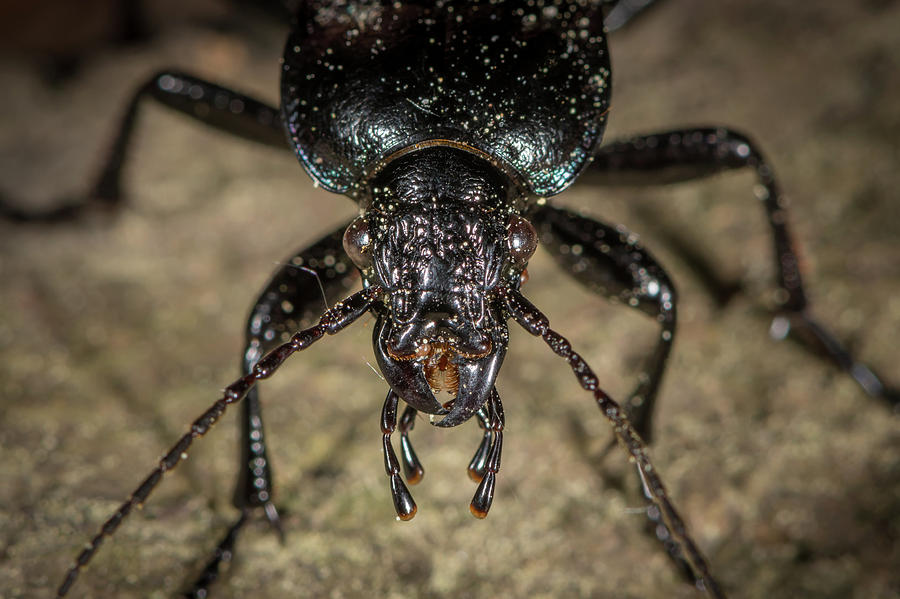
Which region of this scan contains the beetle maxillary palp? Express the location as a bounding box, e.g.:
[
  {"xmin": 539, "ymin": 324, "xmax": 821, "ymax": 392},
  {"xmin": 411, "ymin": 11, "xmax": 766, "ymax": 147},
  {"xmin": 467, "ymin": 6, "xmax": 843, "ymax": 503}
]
[
  {"xmin": 468, "ymin": 389, "xmax": 505, "ymax": 518},
  {"xmin": 397, "ymin": 405, "xmax": 424, "ymax": 485},
  {"xmin": 381, "ymin": 390, "xmax": 417, "ymax": 520}
]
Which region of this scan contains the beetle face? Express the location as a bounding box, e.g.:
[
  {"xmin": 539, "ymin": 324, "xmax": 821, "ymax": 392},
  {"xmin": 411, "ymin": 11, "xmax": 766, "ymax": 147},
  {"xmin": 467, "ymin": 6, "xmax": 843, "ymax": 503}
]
[
  {"xmin": 339, "ymin": 146, "xmax": 536, "ymax": 426},
  {"xmin": 366, "ymin": 204, "xmax": 511, "ymax": 427}
]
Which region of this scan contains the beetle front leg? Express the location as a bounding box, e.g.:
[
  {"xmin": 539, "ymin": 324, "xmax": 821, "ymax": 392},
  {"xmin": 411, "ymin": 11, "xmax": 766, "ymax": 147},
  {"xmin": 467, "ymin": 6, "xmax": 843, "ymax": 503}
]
[
  {"xmin": 531, "ymin": 206, "xmax": 703, "ymax": 584},
  {"xmin": 503, "ymin": 287, "xmax": 726, "ymax": 599},
  {"xmin": 590, "ymin": 127, "xmax": 897, "ymax": 406},
  {"xmin": 187, "ymin": 224, "xmax": 359, "ymax": 596},
  {"xmin": 532, "ymin": 205, "xmax": 677, "ymax": 440}
]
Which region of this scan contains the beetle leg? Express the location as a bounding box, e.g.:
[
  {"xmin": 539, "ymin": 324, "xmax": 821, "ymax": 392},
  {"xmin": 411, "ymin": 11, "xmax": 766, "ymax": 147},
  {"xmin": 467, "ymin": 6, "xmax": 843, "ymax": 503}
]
[
  {"xmin": 1, "ymin": 71, "xmax": 285, "ymax": 222},
  {"xmin": 532, "ymin": 206, "xmax": 702, "ymax": 584},
  {"xmin": 57, "ymin": 286, "xmax": 380, "ymax": 597},
  {"xmin": 397, "ymin": 404, "xmax": 425, "ymax": 485},
  {"xmin": 532, "ymin": 205, "xmax": 677, "ymax": 441},
  {"xmin": 237, "ymin": 225, "xmax": 359, "ymax": 509},
  {"xmin": 591, "ymin": 128, "xmax": 806, "ymax": 307},
  {"xmin": 589, "ymin": 127, "xmax": 897, "ymax": 407},
  {"xmin": 381, "ymin": 391, "xmax": 417, "ymax": 521},
  {"xmin": 187, "ymin": 224, "xmax": 359, "ymax": 597},
  {"xmin": 184, "ymin": 510, "xmax": 248, "ymax": 598},
  {"xmin": 503, "ymin": 287, "xmax": 726, "ymax": 599}
]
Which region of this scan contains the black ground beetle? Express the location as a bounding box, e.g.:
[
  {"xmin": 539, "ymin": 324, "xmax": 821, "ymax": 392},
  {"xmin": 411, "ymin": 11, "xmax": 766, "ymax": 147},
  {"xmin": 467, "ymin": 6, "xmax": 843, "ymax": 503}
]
[{"xmin": 3, "ymin": 1, "xmax": 896, "ymax": 597}]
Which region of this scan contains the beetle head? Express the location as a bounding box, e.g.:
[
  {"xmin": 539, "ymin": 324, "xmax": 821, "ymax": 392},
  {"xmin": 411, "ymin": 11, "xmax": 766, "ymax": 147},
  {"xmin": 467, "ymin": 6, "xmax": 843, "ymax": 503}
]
[{"xmin": 343, "ymin": 148, "xmax": 536, "ymax": 426}]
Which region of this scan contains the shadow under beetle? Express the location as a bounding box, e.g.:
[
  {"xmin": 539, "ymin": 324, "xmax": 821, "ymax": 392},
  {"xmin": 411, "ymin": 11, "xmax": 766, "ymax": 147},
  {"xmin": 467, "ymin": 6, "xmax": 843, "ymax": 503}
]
[{"xmin": 19, "ymin": 1, "xmax": 893, "ymax": 597}]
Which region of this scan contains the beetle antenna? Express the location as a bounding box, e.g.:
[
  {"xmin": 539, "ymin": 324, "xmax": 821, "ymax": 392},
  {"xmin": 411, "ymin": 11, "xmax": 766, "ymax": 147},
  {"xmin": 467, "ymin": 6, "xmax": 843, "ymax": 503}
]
[
  {"xmin": 56, "ymin": 287, "xmax": 381, "ymax": 597},
  {"xmin": 502, "ymin": 286, "xmax": 726, "ymax": 599}
]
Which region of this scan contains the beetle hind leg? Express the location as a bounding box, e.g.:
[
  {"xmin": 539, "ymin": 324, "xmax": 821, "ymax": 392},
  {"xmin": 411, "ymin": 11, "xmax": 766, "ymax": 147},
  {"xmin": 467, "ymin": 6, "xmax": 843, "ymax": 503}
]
[{"xmin": 1, "ymin": 71, "xmax": 286, "ymax": 223}]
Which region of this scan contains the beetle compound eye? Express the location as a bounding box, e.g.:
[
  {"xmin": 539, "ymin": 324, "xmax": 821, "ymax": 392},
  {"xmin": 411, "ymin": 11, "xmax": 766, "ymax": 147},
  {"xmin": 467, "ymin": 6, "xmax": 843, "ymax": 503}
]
[
  {"xmin": 343, "ymin": 216, "xmax": 372, "ymax": 269},
  {"xmin": 506, "ymin": 215, "xmax": 538, "ymax": 266}
]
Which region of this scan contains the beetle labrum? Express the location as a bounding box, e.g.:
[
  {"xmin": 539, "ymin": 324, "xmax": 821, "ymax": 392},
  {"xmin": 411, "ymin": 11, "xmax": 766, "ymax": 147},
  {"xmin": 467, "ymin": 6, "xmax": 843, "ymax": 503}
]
[{"xmin": 7, "ymin": 1, "xmax": 891, "ymax": 597}]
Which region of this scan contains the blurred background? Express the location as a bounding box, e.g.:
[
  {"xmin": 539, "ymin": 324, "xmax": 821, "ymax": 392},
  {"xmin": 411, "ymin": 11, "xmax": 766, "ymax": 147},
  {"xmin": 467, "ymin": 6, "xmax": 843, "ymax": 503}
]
[{"xmin": 1, "ymin": 1, "xmax": 898, "ymax": 597}]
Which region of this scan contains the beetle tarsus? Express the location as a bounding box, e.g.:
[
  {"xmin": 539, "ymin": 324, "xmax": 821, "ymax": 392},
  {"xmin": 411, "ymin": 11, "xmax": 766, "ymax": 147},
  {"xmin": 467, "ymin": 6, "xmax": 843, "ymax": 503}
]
[{"xmin": 185, "ymin": 510, "xmax": 248, "ymax": 599}]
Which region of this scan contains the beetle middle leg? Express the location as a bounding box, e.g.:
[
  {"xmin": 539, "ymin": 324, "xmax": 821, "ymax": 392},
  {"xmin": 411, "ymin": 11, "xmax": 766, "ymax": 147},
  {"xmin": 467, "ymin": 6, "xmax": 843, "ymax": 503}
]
[
  {"xmin": 589, "ymin": 127, "xmax": 897, "ymax": 406},
  {"xmin": 187, "ymin": 224, "xmax": 359, "ymax": 596}
]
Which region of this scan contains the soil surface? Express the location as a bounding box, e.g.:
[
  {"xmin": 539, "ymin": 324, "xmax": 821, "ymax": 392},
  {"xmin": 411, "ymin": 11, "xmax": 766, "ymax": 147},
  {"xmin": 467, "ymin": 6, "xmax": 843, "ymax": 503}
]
[{"xmin": 1, "ymin": 1, "xmax": 898, "ymax": 598}]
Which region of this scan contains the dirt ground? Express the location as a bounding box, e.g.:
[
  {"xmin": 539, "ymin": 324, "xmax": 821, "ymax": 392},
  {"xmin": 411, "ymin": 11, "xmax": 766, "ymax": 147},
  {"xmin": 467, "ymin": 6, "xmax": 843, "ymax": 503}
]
[{"xmin": 1, "ymin": 1, "xmax": 898, "ymax": 598}]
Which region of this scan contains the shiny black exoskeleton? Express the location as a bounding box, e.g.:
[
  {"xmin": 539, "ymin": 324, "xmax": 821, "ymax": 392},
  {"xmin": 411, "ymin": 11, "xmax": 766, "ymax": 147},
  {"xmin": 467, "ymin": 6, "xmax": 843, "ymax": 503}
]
[
  {"xmin": 18, "ymin": 1, "xmax": 892, "ymax": 598},
  {"xmin": 281, "ymin": 2, "xmax": 607, "ymax": 433}
]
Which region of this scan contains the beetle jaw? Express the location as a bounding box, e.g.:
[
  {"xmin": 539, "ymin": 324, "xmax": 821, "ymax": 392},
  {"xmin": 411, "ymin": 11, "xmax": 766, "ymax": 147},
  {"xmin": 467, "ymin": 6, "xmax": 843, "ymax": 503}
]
[{"xmin": 373, "ymin": 312, "xmax": 507, "ymax": 427}]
